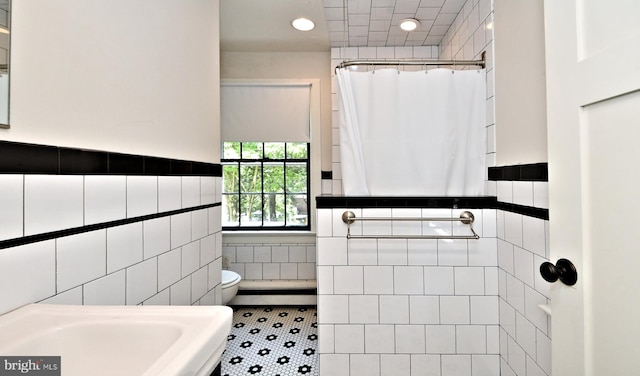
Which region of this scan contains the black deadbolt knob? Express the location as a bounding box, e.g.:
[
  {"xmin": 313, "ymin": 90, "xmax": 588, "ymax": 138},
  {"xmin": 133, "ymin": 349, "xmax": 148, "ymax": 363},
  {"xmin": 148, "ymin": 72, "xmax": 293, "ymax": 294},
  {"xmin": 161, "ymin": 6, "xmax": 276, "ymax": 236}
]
[{"xmin": 539, "ymin": 258, "xmax": 578, "ymax": 286}]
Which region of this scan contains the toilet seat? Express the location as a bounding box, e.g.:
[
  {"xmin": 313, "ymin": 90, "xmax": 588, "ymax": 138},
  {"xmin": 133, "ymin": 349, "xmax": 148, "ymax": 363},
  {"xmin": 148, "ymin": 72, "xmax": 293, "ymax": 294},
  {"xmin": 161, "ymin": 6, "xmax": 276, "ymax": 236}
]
[{"xmin": 222, "ymin": 270, "xmax": 241, "ymax": 286}]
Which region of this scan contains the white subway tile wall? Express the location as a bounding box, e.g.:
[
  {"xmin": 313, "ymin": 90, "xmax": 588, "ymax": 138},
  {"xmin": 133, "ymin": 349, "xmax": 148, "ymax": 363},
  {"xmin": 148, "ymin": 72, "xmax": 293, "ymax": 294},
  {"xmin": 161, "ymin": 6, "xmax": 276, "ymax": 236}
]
[
  {"xmin": 126, "ymin": 176, "xmax": 158, "ymax": 218},
  {"xmin": 0, "ymin": 175, "xmax": 223, "ymax": 315},
  {"xmin": 222, "ymin": 242, "xmax": 317, "ymax": 281},
  {"xmin": 85, "ymin": 176, "xmax": 127, "ymax": 225},
  {"xmin": 0, "ymin": 240, "xmax": 56, "ymax": 311},
  {"xmin": 0, "ymin": 175, "xmax": 24, "ymax": 240},
  {"xmin": 158, "ymin": 176, "xmax": 183, "ymax": 212},
  {"xmin": 24, "ymin": 175, "xmax": 84, "ymax": 235},
  {"xmin": 494, "ymin": 183, "xmax": 551, "ymax": 376},
  {"xmin": 317, "ymin": 208, "xmax": 500, "ymax": 376},
  {"xmin": 56, "ymin": 230, "xmax": 107, "ymax": 292}
]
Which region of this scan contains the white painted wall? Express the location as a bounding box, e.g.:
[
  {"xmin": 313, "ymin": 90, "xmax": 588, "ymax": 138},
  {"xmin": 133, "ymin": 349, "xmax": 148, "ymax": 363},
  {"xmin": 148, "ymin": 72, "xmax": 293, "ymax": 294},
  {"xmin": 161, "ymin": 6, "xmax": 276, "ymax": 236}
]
[
  {"xmin": 493, "ymin": 0, "xmax": 548, "ymax": 165},
  {"xmin": 5, "ymin": 0, "xmax": 220, "ymax": 163}
]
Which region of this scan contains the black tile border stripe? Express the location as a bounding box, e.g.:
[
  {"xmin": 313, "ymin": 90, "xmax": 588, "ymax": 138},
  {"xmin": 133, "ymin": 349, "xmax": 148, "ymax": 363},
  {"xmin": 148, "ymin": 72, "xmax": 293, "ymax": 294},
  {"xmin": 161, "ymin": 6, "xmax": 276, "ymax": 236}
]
[
  {"xmin": 497, "ymin": 202, "xmax": 549, "ymax": 220},
  {"xmin": 316, "ymin": 196, "xmax": 498, "ymax": 209},
  {"xmin": 316, "ymin": 196, "xmax": 549, "ymax": 220},
  {"xmin": 488, "ymin": 163, "xmax": 548, "ymax": 181},
  {"xmin": 321, "ymin": 171, "xmax": 332, "ymax": 180},
  {"xmin": 0, "ymin": 140, "xmax": 222, "ymax": 176},
  {"xmin": 0, "ymin": 202, "xmax": 221, "ymax": 250}
]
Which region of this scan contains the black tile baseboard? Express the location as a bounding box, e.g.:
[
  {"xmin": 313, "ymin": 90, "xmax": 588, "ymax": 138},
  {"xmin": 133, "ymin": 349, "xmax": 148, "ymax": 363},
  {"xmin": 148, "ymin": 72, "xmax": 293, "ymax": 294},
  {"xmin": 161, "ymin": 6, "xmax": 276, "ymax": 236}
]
[
  {"xmin": 237, "ymin": 289, "xmax": 317, "ymax": 296},
  {"xmin": 0, "ymin": 140, "xmax": 222, "ymax": 176}
]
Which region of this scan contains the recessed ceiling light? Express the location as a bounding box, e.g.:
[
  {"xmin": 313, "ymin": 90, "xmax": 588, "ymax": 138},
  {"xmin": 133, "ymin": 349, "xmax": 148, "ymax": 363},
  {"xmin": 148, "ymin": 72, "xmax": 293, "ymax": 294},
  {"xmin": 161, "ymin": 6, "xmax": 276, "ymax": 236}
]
[
  {"xmin": 399, "ymin": 18, "xmax": 420, "ymax": 31},
  {"xmin": 292, "ymin": 18, "xmax": 315, "ymax": 31}
]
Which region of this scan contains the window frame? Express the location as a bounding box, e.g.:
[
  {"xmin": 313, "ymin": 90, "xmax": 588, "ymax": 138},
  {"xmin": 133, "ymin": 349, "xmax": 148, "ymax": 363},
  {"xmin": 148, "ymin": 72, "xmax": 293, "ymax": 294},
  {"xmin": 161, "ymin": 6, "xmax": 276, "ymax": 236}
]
[{"xmin": 221, "ymin": 142, "xmax": 311, "ymax": 231}]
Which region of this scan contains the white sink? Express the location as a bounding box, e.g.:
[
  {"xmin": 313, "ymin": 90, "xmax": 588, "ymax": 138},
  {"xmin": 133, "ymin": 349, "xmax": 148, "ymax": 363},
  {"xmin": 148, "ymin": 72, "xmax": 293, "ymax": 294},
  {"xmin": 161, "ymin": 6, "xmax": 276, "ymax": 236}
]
[{"xmin": 0, "ymin": 304, "xmax": 233, "ymax": 376}]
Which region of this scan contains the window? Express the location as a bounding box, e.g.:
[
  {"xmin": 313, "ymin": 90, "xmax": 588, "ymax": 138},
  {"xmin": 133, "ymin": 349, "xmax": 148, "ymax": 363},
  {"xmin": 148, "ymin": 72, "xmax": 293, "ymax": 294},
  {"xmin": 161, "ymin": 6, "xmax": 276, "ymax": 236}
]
[
  {"xmin": 220, "ymin": 79, "xmax": 320, "ymax": 232},
  {"xmin": 222, "ymin": 142, "xmax": 310, "ymax": 230}
]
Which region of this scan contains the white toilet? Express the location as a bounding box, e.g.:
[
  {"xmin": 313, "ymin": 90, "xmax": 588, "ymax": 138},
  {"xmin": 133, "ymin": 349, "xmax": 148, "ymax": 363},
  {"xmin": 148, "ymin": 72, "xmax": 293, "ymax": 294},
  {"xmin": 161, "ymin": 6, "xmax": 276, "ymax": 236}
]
[{"xmin": 221, "ymin": 270, "xmax": 242, "ymax": 305}]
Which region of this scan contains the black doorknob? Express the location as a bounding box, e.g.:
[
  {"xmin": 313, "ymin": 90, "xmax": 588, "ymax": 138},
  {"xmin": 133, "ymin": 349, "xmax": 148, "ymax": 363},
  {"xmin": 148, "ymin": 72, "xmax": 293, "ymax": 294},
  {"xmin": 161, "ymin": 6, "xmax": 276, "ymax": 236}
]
[{"xmin": 539, "ymin": 258, "xmax": 578, "ymax": 286}]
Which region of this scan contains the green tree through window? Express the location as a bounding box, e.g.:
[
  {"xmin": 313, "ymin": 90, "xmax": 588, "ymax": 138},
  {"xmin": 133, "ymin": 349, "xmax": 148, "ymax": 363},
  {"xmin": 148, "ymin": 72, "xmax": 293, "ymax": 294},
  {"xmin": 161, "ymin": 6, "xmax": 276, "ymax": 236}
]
[{"xmin": 222, "ymin": 142, "xmax": 310, "ymax": 230}]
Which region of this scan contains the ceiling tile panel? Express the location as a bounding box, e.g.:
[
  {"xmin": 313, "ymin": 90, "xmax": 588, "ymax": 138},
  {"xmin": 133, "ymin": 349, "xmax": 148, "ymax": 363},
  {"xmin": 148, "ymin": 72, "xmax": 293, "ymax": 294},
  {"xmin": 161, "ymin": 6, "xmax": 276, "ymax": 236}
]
[
  {"xmin": 386, "ymin": 35, "xmax": 408, "ymax": 45},
  {"xmin": 406, "ymin": 31, "xmax": 429, "ymax": 41},
  {"xmin": 391, "ymin": 13, "xmax": 419, "ymax": 25},
  {"xmin": 394, "ymin": 0, "xmax": 421, "ymax": 14},
  {"xmin": 349, "ymin": 14, "xmax": 372, "ymax": 25},
  {"xmin": 419, "ymin": 0, "xmax": 446, "ymax": 6},
  {"xmin": 429, "ymin": 25, "xmax": 451, "ymax": 35},
  {"xmin": 323, "ymin": 0, "xmax": 345, "ymax": 7},
  {"xmin": 434, "ymin": 13, "xmax": 457, "ymax": 26},
  {"xmin": 349, "ymin": 36, "xmax": 370, "ymax": 45},
  {"xmin": 221, "ymin": 0, "xmax": 472, "ymax": 51},
  {"xmin": 424, "ymin": 35, "xmax": 445, "ymax": 44},
  {"xmin": 440, "ymin": 0, "xmax": 466, "ymax": 14},
  {"xmin": 327, "ymin": 20, "xmax": 347, "ymax": 32},
  {"xmin": 405, "ymin": 39, "xmax": 428, "ymax": 46},
  {"xmin": 350, "ymin": 25, "xmax": 371, "ymax": 36},
  {"xmin": 369, "ymin": 31, "xmax": 390, "ymax": 41},
  {"xmin": 370, "ymin": 7, "xmax": 394, "ymax": 19},
  {"xmin": 348, "ymin": 0, "xmax": 373, "ymax": 13},
  {"xmin": 418, "ymin": 20, "xmax": 435, "ymax": 30},
  {"xmin": 369, "ymin": 20, "xmax": 392, "ymax": 31},
  {"xmin": 415, "ymin": 7, "xmax": 441, "ymax": 20},
  {"xmin": 324, "ymin": 7, "xmax": 346, "ymax": 20},
  {"xmin": 372, "ymin": 0, "xmax": 396, "ymax": 7}
]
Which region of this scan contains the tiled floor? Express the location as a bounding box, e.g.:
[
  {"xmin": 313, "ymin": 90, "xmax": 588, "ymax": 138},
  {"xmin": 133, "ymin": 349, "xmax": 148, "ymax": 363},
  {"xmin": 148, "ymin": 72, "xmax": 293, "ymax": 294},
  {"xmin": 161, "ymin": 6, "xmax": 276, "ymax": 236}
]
[{"xmin": 222, "ymin": 306, "xmax": 318, "ymax": 376}]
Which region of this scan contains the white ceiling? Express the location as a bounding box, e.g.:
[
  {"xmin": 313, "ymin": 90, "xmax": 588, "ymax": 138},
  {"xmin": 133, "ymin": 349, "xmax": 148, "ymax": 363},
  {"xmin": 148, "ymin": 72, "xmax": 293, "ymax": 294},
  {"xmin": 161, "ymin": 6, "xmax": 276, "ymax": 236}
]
[{"xmin": 220, "ymin": 0, "xmax": 466, "ymax": 52}]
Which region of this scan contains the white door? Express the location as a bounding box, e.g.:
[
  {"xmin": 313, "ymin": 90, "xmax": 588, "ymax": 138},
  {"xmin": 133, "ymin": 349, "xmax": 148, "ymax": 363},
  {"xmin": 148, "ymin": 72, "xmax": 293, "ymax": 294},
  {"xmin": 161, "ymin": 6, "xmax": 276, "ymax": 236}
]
[{"xmin": 544, "ymin": 1, "xmax": 640, "ymax": 375}]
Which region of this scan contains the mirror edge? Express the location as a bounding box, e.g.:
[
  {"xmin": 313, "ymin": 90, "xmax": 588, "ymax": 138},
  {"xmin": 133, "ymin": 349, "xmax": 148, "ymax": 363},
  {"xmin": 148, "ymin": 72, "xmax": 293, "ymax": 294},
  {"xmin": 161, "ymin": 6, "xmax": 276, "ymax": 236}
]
[{"xmin": 0, "ymin": 0, "xmax": 10, "ymax": 129}]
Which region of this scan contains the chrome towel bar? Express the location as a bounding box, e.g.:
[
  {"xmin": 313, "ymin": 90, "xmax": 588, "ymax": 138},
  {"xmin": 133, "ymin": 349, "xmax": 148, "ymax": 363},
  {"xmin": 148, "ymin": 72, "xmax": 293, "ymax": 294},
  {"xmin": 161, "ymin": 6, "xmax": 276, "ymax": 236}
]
[{"xmin": 341, "ymin": 210, "xmax": 480, "ymax": 240}]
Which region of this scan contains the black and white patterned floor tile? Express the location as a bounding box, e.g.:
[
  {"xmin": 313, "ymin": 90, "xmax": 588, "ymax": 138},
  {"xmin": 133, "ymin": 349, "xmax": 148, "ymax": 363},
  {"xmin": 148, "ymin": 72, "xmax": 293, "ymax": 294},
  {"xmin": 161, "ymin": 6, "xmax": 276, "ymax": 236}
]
[{"xmin": 222, "ymin": 306, "xmax": 318, "ymax": 376}]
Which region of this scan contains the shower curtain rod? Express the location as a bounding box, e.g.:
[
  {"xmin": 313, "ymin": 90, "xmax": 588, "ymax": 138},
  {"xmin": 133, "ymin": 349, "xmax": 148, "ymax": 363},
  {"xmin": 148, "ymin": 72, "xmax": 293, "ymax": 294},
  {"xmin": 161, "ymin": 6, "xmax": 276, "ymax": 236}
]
[{"xmin": 336, "ymin": 51, "xmax": 486, "ymax": 71}]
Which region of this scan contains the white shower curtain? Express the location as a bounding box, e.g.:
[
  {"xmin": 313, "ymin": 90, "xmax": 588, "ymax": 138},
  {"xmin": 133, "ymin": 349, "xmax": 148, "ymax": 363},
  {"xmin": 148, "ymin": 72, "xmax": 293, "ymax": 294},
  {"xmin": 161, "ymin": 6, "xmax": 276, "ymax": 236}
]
[{"xmin": 337, "ymin": 68, "xmax": 487, "ymax": 196}]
